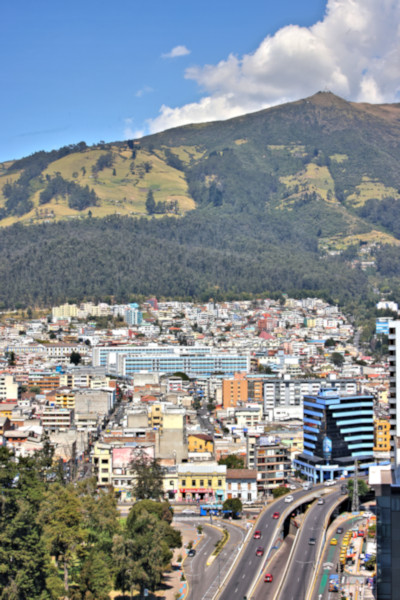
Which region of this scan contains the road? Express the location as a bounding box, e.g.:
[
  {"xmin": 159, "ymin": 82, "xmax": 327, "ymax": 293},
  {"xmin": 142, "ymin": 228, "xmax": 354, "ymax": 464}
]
[
  {"xmin": 175, "ymin": 517, "xmax": 246, "ymax": 600},
  {"xmin": 277, "ymin": 489, "xmax": 342, "ymax": 600},
  {"xmin": 218, "ymin": 486, "xmax": 326, "ymax": 600}
]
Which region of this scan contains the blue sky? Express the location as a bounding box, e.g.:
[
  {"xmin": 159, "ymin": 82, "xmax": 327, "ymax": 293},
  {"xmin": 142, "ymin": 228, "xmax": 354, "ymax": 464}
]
[{"xmin": 1, "ymin": 0, "xmax": 399, "ymax": 162}]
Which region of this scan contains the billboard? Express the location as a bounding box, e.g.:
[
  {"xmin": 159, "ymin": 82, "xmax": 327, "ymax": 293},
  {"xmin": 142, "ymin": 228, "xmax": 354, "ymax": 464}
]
[{"xmin": 323, "ymin": 436, "xmax": 332, "ymax": 460}]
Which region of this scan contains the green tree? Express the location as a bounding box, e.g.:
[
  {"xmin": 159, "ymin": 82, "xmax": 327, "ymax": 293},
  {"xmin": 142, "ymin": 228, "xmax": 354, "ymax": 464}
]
[
  {"xmin": 40, "ymin": 484, "xmax": 87, "ymax": 594},
  {"xmin": 76, "ymin": 550, "xmax": 112, "ymax": 600},
  {"xmin": 130, "ymin": 453, "xmax": 164, "ymax": 501},
  {"xmin": 145, "ymin": 189, "xmax": 156, "ymax": 215},
  {"xmin": 272, "ymin": 486, "xmax": 290, "ymax": 498},
  {"xmin": 330, "ymin": 351, "xmax": 345, "ymax": 367},
  {"xmin": 218, "ymin": 455, "xmax": 245, "ymax": 469},
  {"xmin": 346, "ymin": 478, "xmax": 370, "ymax": 498},
  {"xmin": 222, "ymin": 497, "xmax": 243, "ymax": 517},
  {"xmin": 70, "ymin": 351, "xmax": 82, "ymax": 365},
  {"xmin": 113, "ymin": 511, "xmax": 173, "ymax": 598}
]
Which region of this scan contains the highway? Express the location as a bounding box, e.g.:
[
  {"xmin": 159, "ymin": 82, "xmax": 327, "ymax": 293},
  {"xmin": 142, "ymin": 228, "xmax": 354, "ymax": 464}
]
[
  {"xmin": 276, "ymin": 489, "xmax": 342, "ymax": 600},
  {"xmin": 175, "ymin": 517, "xmax": 246, "ymax": 600},
  {"xmin": 217, "ymin": 486, "xmax": 326, "ymax": 600}
]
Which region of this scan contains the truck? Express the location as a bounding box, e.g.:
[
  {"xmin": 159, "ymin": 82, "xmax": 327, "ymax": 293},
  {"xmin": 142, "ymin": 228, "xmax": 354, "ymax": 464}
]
[{"xmin": 329, "ymin": 574, "xmax": 339, "ymax": 592}]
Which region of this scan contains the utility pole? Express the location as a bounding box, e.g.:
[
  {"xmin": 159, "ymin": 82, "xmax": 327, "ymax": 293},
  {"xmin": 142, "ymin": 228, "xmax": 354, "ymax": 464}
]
[{"xmin": 351, "ymin": 460, "xmax": 359, "ymax": 513}]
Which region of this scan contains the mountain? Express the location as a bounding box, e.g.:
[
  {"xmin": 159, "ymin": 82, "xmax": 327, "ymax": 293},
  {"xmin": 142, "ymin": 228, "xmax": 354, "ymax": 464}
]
[{"xmin": 1, "ymin": 91, "xmax": 400, "ymax": 309}]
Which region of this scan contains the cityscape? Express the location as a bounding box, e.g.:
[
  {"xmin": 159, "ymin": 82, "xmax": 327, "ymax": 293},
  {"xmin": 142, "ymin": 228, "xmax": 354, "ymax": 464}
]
[
  {"xmin": 2, "ymin": 0, "xmax": 400, "ymax": 598},
  {"xmin": 0, "ymin": 296, "xmax": 395, "ymax": 598}
]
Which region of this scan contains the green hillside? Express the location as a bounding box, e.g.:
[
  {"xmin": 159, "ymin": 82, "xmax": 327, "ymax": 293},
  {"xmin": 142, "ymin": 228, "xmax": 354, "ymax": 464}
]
[{"xmin": 1, "ymin": 91, "xmax": 400, "ymax": 308}]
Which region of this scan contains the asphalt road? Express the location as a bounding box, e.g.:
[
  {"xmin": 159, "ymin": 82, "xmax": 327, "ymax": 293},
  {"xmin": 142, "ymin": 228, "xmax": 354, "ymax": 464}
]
[
  {"xmin": 175, "ymin": 518, "xmax": 246, "ymax": 600},
  {"xmin": 218, "ymin": 486, "xmax": 326, "ymax": 600},
  {"xmin": 277, "ymin": 489, "xmax": 342, "ymax": 600}
]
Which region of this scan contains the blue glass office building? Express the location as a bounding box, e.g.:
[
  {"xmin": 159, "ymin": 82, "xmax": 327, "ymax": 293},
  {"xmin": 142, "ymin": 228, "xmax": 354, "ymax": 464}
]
[{"xmin": 294, "ymin": 387, "xmax": 374, "ymax": 482}]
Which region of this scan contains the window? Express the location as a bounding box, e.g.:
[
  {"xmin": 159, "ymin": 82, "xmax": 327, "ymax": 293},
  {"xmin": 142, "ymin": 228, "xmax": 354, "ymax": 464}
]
[
  {"xmin": 182, "ymin": 479, "xmax": 186, "ymax": 486},
  {"xmin": 200, "ymin": 479, "xmax": 204, "ymax": 486},
  {"xmin": 192, "ymin": 480, "xmax": 196, "ymax": 486},
  {"xmin": 169, "ymin": 480, "xmax": 174, "ymax": 485},
  {"xmin": 218, "ymin": 480, "xmax": 222, "ymax": 487},
  {"xmin": 208, "ymin": 479, "xmax": 212, "ymax": 487}
]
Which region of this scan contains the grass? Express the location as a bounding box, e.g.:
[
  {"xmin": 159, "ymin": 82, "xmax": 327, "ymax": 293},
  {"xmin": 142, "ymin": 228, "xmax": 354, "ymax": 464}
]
[
  {"xmin": 279, "ymin": 163, "xmax": 337, "ymax": 204},
  {"xmin": 346, "ymin": 176, "xmax": 399, "ymax": 207},
  {"xmin": 0, "ymin": 144, "xmax": 196, "ymax": 226}
]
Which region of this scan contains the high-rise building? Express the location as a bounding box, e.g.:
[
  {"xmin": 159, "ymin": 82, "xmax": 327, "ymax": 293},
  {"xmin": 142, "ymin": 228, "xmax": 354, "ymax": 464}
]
[
  {"xmin": 370, "ymin": 320, "xmax": 400, "ymax": 599},
  {"xmin": 294, "ymin": 387, "xmax": 374, "ymax": 482}
]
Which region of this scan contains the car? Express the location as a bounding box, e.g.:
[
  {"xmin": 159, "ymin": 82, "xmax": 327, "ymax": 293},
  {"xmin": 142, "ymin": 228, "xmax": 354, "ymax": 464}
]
[
  {"xmin": 187, "ymin": 548, "xmax": 196, "ymax": 557},
  {"xmin": 336, "ymin": 527, "xmax": 344, "ymax": 534},
  {"xmin": 256, "ymin": 546, "xmax": 264, "ymax": 556},
  {"xmin": 284, "ymin": 495, "xmax": 294, "ymax": 503},
  {"xmin": 309, "ymin": 537, "xmax": 316, "ymax": 545},
  {"xmin": 254, "ymin": 530, "xmax": 261, "ymax": 539},
  {"xmin": 363, "ymin": 511, "xmax": 374, "ymax": 519},
  {"xmin": 330, "ymin": 538, "xmax": 338, "ymax": 546},
  {"xmin": 289, "ymin": 484, "xmax": 297, "ymax": 490},
  {"xmin": 317, "ymin": 497, "xmax": 325, "ymax": 505},
  {"xmin": 181, "ymin": 509, "xmax": 196, "ymax": 515},
  {"xmin": 324, "ymin": 479, "xmax": 336, "ymax": 487},
  {"xmin": 272, "ymin": 512, "xmax": 280, "ymax": 519},
  {"xmin": 264, "ymin": 573, "xmax": 273, "ymax": 583}
]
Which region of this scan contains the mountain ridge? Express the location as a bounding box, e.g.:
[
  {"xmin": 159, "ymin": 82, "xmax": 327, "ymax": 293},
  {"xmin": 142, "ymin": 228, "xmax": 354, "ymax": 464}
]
[{"xmin": 1, "ymin": 92, "xmax": 400, "ymax": 309}]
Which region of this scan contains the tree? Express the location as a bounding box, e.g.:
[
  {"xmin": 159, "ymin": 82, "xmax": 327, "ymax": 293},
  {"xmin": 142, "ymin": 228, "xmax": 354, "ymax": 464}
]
[
  {"xmin": 40, "ymin": 484, "xmax": 87, "ymax": 593},
  {"xmin": 330, "ymin": 352, "xmax": 345, "ymax": 367},
  {"xmin": 222, "ymin": 498, "xmax": 242, "ymax": 517},
  {"xmin": 272, "ymin": 486, "xmax": 289, "ymax": 498},
  {"xmin": 324, "ymin": 337, "xmax": 336, "ymax": 347},
  {"xmin": 346, "ymin": 478, "xmax": 370, "ymax": 498},
  {"xmin": 70, "ymin": 351, "xmax": 82, "ymax": 365},
  {"xmin": 145, "ymin": 189, "xmax": 156, "ymax": 215},
  {"xmin": 218, "ymin": 455, "xmax": 245, "ymax": 469},
  {"xmin": 130, "ymin": 452, "xmax": 164, "ymax": 501},
  {"xmin": 7, "ymin": 351, "xmax": 16, "ymax": 366},
  {"xmin": 113, "ymin": 510, "xmax": 174, "ymax": 598}
]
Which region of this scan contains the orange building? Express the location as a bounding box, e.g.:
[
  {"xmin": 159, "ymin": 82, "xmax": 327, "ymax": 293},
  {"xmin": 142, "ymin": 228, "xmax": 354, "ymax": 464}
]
[
  {"xmin": 222, "ymin": 373, "xmax": 248, "ymax": 409},
  {"xmin": 374, "ymin": 419, "xmax": 390, "ymax": 452}
]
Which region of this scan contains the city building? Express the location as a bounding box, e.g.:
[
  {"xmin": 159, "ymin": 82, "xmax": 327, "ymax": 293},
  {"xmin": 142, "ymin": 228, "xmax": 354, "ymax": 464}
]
[
  {"xmin": 294, "ymin": 387, "xmax": 374, "ymax": 482},
  {"xmin": 254, "ymin": 437, "xmax": 291, "ymax": 495},
  {"xmin": 226, "ymin": 469, "xmax": 258, "ymax": 503},
  {"xmin": 370, "ymin": 320, "xmax": 400, "ymax": 599},
  {"xmin": 0, "ymin": 374, "xmax": 19, "ymax": 402},
  {"xmin": 222, "ymin": 373, "xmax": 248, "ymax": 408},
  {"xmin": 263, "ymin": 374, "xmax": 358, "ymax": 421},
  {"xmin": 374, "ymin": 419, "xmax": 391, "ymax": 453},
  {"xmin": 177, "ymin": 463, "xmax": 226, "ymax": 502}
]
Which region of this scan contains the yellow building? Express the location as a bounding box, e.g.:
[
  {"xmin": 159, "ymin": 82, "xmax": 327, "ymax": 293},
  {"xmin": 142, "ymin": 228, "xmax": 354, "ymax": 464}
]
[
  {"xmin": 91, "ymin": 442, "xmax": 112, "ymax": 487},
  {"xmin": 50, "ymin": 389, "xmax": 76, "ymax": 409},
  {"xmin": 177, "ymin": 462, "xmax": 226, "ymax": 502},
  {"xmin": 374, "ymin": 419, "xmax": 390, "ymax": 452},
  {"xmin": 188, "ymin": 433, "xmax": 214, "ymax": 454}
]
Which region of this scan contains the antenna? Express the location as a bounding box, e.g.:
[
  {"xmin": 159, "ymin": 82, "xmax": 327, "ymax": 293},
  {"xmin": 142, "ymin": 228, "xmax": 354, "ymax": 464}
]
[{"xmin": 351, "ymin": 460, "xmax": 359, "ymax": 512}]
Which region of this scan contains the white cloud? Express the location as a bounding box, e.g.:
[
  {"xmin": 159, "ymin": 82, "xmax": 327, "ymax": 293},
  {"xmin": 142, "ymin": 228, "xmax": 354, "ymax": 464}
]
[
  {"xmin": 136, "ymin": 85, "xmax": 154, "ymax": 98},
  {"xmin": 161, "ymin": 45, "xmax": 191, "ymax": 59},
  {"xmin": 149, "ymin": 0, "xmax": 400, "ymax": 134},
  {"xmin": 123, "ymin": 118, "xmax": 144, "ymax": 140}
]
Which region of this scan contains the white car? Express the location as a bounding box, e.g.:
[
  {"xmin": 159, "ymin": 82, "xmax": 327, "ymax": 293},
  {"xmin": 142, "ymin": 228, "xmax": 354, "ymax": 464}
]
[
  {"xmin": 324, "ymin": 479, "xmax": 336, "ymax": 487},
  {"xmin": 289, "ymin": 484, "xmax": 297, "ymax": 490},
  {"xmin": 284, "ymin": 495, "xmax": 294, "ymax": 503},
  {"xmin": 363, "ymin": 511, "xmax": 374, "ymax": 519}
]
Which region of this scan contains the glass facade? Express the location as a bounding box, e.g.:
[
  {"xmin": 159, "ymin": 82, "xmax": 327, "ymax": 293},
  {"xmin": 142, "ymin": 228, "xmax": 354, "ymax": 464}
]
[{"xmin": 294, "ymin": 387, "xmax": 374, "ymax": 481}]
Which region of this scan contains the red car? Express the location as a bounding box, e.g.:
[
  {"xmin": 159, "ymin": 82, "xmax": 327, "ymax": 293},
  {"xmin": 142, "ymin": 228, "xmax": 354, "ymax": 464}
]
[
  {"xmin": 254, "ymin": 530, "xmax": 261, "ymax": 539},
  {"xmin": 264, "ymin": 573, "xmax": 273, "ymax": 583},
  {"xmin": 256, "ymin": 546, "xmax": 264, "ymax": 556},
  {"xmin": 272, "ymin": 512, "xmax": 280, "ymax": 519}
]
